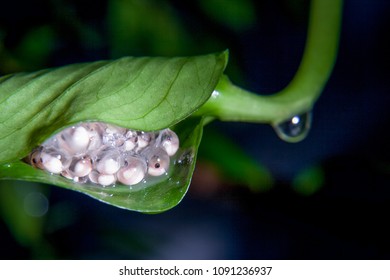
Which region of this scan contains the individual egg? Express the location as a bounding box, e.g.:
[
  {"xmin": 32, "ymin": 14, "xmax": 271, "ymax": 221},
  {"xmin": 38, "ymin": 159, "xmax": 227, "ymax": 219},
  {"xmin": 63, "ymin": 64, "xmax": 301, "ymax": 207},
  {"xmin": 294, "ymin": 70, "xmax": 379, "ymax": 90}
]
[
  {"xmin": 96, "ymin": 149, "xmax": 121, "ymax": 175},
  {"xmin": 159, "ymin": 129, "xmax": 179, "ymax": 156},
  {"xmin": 97, "ymin": 174, "xmax": 116, "ymax": 186},
  {"xmin": 117, "ymin": 156, "xmax": 147, "ymax": 185},
  {"xmin": 137, "ymin": 131, "xmax": 154, "ymax": 149},
  {"xmin": 68, "ymin": 157, "xmax": 92, "ymax": 177},
  {"xmin": 57, "ymin": 125, "xmax": 90, "ymax": 154},
  {"xmin": 123, "ymin": 130, "xmax": 138, "ymax": 151},
  {"xmin": 40, "ymin": 152, "xmax": 64, "ymax": 174},
  {"xmin": 123, "ymin": 139, "xmax": 136, "ymax": 151},
  {"xmin": 143, "ymin": 147, "xmax": 170, "ymax": 176},
  {"xmin": 38, "ymin": 146, "xmax": 71, "ymax": 174},
  {"xmin": 88, "ymin": 169, "xmax": 116, "ymax": 186}
]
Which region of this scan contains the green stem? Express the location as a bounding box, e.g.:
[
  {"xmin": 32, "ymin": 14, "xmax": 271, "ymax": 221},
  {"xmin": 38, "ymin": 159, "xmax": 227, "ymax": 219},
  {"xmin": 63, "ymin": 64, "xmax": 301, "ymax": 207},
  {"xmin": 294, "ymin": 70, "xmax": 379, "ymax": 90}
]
[{"xmin": 196, "ymin": 0, "xmax": 343, "ymax": 125}]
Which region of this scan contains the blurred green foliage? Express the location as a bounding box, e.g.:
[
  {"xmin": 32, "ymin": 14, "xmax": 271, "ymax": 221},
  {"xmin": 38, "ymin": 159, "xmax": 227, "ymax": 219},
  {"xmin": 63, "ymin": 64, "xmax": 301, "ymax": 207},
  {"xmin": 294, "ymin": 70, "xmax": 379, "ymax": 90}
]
[
  {"xmin": 108, "ymin": 0, "xmax": 191, "ymax": 57},
  {"xmin": 199, "ymin": 127, "xmax": 273, "ymax": 192},
  {"xmin": 199, "ymin": 0, "xmax": 256, "ymax": 31},
  {"xmin": 0, "ymin": 181, "xmax": 54, "ymax": 258},
  {"xmin": 292, "ymin": 165, "xmax": 324, "ymax": 196},
  {"xmin": 13, "ymin": 25, "xmax": 57, "ymax": 70}
]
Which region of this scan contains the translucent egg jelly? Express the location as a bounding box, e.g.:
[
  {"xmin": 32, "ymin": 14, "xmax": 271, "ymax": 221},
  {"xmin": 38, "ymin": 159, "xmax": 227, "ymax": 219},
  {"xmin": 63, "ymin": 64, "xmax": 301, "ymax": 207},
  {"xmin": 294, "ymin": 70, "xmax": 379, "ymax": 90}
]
[{"xmin": 27, "ymin": 122, "xmax": 180, "ymax": 187}]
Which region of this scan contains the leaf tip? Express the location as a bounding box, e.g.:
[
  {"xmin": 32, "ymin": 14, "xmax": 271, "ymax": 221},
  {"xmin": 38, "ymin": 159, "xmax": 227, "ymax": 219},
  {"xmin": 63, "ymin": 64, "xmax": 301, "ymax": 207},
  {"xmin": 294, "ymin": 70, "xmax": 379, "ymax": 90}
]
[{"xmin": 220, "ymin": 49, "xmax": 230, "ymax": 70}]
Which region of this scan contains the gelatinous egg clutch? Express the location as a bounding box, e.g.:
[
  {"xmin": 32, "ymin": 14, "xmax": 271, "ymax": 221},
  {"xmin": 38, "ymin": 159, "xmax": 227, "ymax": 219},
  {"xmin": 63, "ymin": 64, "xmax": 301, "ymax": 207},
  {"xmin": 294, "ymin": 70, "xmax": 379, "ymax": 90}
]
[{"xmin": 27, "ymin": 122, "xmax": 180, "ymax": 188}]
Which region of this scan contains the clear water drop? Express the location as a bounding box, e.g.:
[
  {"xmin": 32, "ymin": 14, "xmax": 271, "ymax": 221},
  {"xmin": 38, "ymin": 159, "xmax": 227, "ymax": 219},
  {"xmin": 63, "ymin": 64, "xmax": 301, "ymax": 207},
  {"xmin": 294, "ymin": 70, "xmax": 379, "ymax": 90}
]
[{"xmin": 273, "ymin": 111, "xmax": 312, "ymax": 143}]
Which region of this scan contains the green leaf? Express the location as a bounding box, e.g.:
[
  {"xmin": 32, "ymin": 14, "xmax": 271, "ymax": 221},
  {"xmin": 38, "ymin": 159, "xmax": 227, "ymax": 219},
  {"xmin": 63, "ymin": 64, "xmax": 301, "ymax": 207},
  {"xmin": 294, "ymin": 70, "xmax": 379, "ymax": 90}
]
[
  {"xmin": 0, "ymin": 51, "xmax": 227, "ymax": 164},
  {"xmin": 0, "ymin": 117, "xmax": 204, "ymax": 213},
  {"xmin": 0, "ymin": 51, "xmax": 227, "ymax": 212}
]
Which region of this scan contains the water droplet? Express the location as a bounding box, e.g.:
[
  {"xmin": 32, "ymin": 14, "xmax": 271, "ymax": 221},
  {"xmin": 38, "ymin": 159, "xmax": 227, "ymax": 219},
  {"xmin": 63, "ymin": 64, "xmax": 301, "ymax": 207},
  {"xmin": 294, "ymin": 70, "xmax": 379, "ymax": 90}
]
[{"xmin": 273, "ymin": 112, "xmax": 312, "ymax": 143}]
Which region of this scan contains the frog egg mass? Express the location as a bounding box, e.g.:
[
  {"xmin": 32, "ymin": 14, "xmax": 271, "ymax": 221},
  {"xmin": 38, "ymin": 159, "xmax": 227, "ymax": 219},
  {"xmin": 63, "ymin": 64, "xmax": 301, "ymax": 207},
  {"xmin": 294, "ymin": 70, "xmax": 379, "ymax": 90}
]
[{"xmin": 28, "ymin": 122, "xmax": 180, "ymax": 187}]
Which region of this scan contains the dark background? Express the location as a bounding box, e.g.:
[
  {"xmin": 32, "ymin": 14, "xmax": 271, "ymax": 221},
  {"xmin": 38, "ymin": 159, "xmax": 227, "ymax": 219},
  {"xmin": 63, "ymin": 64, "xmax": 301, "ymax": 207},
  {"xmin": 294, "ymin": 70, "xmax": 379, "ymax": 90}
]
[{"xmin": 1, "ymin": 0, "xmax": 390, "ymax": 259}]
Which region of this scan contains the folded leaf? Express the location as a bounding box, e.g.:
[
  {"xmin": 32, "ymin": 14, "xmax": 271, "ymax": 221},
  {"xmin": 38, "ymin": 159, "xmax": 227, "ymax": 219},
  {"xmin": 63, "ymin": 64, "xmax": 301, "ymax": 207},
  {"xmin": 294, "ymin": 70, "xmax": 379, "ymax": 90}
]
[
  {"xmin": 0, "ymin": 51, "xmax": 228, "ymax": 164},
  {"xmin": 0, "ymin": 51, "xmax": 227, "ymax": 212}
]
